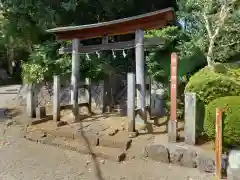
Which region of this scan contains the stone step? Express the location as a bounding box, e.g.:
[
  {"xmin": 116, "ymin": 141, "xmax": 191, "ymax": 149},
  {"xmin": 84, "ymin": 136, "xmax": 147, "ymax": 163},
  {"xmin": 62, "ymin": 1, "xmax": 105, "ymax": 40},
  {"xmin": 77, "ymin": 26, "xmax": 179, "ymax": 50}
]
[
  {"xmin": 98, "ymin": 133, "xmax": 132, "ymax": 150},
  {"xmin": 25, "ymin": 131, "xmax": 126, "ymax": 162},
  {"xmin": 33, "ymin": 125, "xmax": 100, "ymax": 147}
]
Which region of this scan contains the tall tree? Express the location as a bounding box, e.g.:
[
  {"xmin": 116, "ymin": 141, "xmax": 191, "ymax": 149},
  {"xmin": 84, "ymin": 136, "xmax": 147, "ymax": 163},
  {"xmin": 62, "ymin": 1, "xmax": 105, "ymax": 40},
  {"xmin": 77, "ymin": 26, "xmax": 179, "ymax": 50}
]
[{"xmin": 177, "ymin": 0, "xmax": 240, "ymax": 66}]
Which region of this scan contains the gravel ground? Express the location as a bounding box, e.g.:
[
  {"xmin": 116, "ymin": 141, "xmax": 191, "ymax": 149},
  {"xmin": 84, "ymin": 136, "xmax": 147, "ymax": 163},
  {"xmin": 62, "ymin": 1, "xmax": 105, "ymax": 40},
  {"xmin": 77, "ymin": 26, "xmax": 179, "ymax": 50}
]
[
  {"xmin": 0, "ymin": 125, "xmax": 214, "ymax": 180},
  {"xmin": 0, "ymin": 85, "xmax": 215, "ymax": 180}
]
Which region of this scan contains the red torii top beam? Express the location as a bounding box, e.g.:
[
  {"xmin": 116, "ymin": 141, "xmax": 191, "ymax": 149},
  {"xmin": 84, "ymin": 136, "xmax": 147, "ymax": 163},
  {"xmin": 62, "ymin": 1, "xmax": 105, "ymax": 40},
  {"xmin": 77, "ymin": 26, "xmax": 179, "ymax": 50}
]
[{"xmin": 46, "ymin": 7, "xmax": 175, "ymax": 40}]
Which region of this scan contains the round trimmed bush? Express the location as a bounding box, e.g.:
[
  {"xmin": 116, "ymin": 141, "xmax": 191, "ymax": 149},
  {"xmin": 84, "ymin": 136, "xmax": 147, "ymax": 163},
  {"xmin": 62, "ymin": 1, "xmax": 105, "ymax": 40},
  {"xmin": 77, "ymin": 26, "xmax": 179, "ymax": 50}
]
[
  {"xmin": 185, "ymin": 66, "xmax": 240, "ymax": 104},
  {"xmin": 204, "ymin": 96, "xmax": 240, "ymax": 148}
]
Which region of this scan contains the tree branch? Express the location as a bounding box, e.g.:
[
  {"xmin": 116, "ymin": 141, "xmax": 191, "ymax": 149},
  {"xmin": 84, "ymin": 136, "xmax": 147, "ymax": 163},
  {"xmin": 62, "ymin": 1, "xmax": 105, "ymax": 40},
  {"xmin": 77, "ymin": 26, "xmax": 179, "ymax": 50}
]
[
  {"xmin": 203, "ymin": 13, "xmax": 213, "ymax": 38},
  {"xmin": 221, "ymin": 41, "xmax": 240, "ymax": 47},
  {"xmin": 212, "ymin": 4, "xmax": 229, "ymax": 40}
]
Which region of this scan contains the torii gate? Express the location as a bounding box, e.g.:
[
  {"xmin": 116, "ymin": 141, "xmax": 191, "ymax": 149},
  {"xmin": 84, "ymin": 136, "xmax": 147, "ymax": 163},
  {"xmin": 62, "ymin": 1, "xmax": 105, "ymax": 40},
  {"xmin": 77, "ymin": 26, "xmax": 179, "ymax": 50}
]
[{"xmin": 47, "ymin": 7, "xmax": 178, "ymax": 142}]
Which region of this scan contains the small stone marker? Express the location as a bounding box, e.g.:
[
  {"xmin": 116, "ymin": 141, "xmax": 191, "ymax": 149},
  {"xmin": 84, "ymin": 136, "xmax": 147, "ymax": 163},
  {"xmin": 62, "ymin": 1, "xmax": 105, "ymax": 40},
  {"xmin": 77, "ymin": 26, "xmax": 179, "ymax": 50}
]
[
  {"xmin": 127, "ymin": 73, "xmax": 136, "ymax": 132},
  {"xmin": 27, "ymin": 84, "xmax": 36, "ymax": 118},
  {"xmin": 53, "ymin": 76, "xmax": 60, "ymax": 121},
  {"xmin": 36, "ymin": 106, "xmax": 46, "ymax": 119},
  {"xmin": 184, "ymin": 92, "xmax": 196, "ymax": 145},
  {"xmin": 228, "ymin": 149, "xmax": 240, "ymax": 180}
]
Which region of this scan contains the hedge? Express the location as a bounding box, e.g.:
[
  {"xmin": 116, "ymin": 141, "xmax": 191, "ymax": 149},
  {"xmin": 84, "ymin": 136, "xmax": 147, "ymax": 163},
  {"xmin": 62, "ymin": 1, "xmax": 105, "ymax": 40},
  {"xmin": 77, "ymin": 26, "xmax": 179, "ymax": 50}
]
[
  {"xmin": 185, "ymin": 65, "xmax": 240, "ymax": 105},
  {"xmin": 204, "ymin": 96, "xmax": 240, "ymax": 148}
]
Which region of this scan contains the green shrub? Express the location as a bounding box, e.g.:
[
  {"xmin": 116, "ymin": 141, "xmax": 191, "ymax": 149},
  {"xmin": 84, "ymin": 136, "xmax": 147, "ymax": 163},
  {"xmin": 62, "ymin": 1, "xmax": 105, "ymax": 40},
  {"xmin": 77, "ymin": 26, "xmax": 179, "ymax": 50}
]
[
  {"xmin": 204, "ymin": 96, "xmax": 240, "ymax": 148},
  {"xmin": 185, "ymin": 66, "xmax": 240, "ymax": 104}
]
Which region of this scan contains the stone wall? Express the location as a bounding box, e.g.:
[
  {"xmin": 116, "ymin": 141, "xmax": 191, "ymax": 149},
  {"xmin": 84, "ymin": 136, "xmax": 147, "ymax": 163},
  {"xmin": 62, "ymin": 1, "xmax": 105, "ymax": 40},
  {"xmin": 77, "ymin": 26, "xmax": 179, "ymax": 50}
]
[
  {"xmin": 150, "ymin": 81, "xmax": 165, "ymax": 117},
  {"xmin": 18, "ymin": 78, "xmax": 166, "ymax": 117},
  {"xmin": 17, "ymin": 80, "xmax": 104, "ymax": 112}
]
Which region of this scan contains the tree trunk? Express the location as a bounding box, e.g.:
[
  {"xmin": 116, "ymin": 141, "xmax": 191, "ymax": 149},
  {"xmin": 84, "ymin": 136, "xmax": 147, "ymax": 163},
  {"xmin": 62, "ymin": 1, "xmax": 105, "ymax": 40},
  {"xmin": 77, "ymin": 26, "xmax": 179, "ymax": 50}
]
[{"xmin": 207, "ymin": 39, "xmax": 214, "ymax": 67}]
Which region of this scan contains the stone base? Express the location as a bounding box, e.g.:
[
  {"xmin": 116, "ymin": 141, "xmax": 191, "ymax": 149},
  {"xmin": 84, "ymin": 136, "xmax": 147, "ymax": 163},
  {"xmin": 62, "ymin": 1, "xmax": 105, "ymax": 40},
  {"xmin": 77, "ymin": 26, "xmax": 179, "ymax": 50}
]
[
  {"xmin": 142, "ymin": 142, "xmax": 227, "ymax": 173},
  {"xmin": 227, "ymin": 167, "xmax": 240, "ymax": 180},
  {"xmin": 135, "ymin": 114, "xmax": 145, "ymax": 125},
  {"xmin": 228, "ymin": 149, "xmax": 240, "ymax": 180}
]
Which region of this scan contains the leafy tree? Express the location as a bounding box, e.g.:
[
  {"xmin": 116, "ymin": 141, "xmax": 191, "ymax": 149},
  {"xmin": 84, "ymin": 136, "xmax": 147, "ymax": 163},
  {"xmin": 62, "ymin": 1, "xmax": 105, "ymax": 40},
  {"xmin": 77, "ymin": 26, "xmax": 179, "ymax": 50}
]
[
  {"xmin": 0, "ymin": 0, "xmax": 176, "ymax": 80},
  {"xmin": 177, "ymin": 0, "xmax": 240, "ymax": 66}
]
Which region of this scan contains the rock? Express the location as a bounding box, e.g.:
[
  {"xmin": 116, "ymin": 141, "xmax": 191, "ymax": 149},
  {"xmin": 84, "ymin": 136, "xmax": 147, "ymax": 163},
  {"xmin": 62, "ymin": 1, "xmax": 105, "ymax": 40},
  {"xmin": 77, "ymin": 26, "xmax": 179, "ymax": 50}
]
[
  {"xmin": 108, "ymin": 129, "xmax": 118, "ymax": 136},
  {"xmin": 85, "ymin": 160, "xmax": 91, "ymax": 166},
  {"xmin": 25, "ymin": 131, "xmax": 46, "ymax": 142},
  {"xmin": 227, "ymin": 167, "xmax": 240, "ymax": 180},
  {"xmin": 197, "ymin": 152, "xmax": 215, "ymax": 173},
  {"xmin": 143, "ymin": 145, "xmax": 170, "ymax": 163},
  {"xmin": 228, "ymin": 149, "xmax": 240, "ymax": 169},
  {"xmin": 128, "ymin": 131, "xmax": 138, "ymax": 138},
  {"xmin": 130, "ymin": 155, "xmax": 135, "ymax": 159},
  {"xmin": 227, "ymin": 149, "xmax": 240, "ymax": 180},
  {"xmin": 181, "ymin": 149, "xmax": 197, "ymax": 168},
  {"xmin": 137, "ymin": 123, "xmax": 153, "ymax": 134},
  {"xmin": 117, "ymin": 153, "xmax": 126, "ymax": 162},
  {"xmin": 169, "ymin": 146, "xmax": 197, "ymax": 168},
  {"xmin": 57, "ymin": 121, "xmax": 68, "ymax": 127},
  {"xmin": 169, "ymin": 147, "xmax": 185, "ymax": 165},
  {"xmin": 120, "ymin": 123, "xmax": 125, "ymax": 131},
  {"xmin": 5, "ymin": 119, "xmax": 16, "ymax": 127},
  {"xmin": 120, "ymin": 127, "xmax": 125, "ymax": 131},
  {"xmin": 100, "ymin": 159, "xmax": 105, "ymax": 164}
]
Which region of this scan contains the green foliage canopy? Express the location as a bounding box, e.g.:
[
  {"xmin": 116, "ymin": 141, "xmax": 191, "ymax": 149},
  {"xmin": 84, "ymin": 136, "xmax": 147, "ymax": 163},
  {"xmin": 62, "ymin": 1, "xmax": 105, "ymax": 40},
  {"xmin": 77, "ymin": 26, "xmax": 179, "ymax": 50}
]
[{"xmin": 204, "ymin": 96, "xmax": 240, "ymax": 149}]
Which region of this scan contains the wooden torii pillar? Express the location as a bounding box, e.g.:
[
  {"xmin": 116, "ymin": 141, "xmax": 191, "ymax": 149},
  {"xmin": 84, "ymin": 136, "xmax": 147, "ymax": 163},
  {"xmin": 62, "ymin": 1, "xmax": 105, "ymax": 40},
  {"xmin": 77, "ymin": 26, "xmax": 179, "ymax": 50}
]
[
  {"xmin": 135, "ymin": 29, "xmax": 147, "ymax": 126},
  {"xmin": 71, "ymin": 39, "xmax": 80, "ymax": 121}
]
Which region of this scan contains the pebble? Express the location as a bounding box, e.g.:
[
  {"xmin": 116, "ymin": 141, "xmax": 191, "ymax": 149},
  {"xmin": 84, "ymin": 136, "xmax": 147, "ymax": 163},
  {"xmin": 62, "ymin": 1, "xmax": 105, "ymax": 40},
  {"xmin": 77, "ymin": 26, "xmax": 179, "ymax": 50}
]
[
  {"xmin": 108, "ymin": 129, "xmax": 118, "ymax": 136},
  {"xmin": 128, "ymin": 131, "xmax": 138, "ymax": 138},
  {"xmin": 85, "ymin": 160, "xmax": 91, "ymax": 166},
  {"xmin": 100, "ymin": 159, "xmax": 105, "ymax": 164}
]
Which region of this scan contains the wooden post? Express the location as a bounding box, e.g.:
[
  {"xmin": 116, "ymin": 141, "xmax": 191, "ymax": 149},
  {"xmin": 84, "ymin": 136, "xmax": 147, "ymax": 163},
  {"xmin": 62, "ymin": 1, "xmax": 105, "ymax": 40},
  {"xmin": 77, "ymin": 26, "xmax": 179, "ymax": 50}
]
[
  {"xmin": 215, "ymin": 108, "xmax": 222, "ymax": 180},
  {"xmin": 26, "ymin": 84, "xmax": 36, "ymax": 118},
  {"xmin": 53, "ymin": 76, "xmax": 60, "ymax": 121},
  {"xmin": 184, "ymin": 92, "xmax": 197, "ymax": 145},
  {"xmin": 127, "ymin": 73, "xmax": 136, "ymax": 132},
  {"xmin": 85, "ymin": 78, "xmax": 92, "ymax": 113},
  {"xmin": 36, "ymin": 106, "xmax": 46, "ymax": 119},
  {"xmin": 168, "ymin": 53, "xmax": 178, "ymax": 142},
  {"xmin": 135, "ymin": 29, "xmax": 146, "ymax": 125},
  {"xmin": 146, "ymin": 76, "xmax": 151, "ymax": 117},
  {"xmin": 102, "ymin": 35, "xmax": 111, "ymax": 113},
  {"xmin": 71, "ymin": 39, "xmax": 80, "ymax": 121}
]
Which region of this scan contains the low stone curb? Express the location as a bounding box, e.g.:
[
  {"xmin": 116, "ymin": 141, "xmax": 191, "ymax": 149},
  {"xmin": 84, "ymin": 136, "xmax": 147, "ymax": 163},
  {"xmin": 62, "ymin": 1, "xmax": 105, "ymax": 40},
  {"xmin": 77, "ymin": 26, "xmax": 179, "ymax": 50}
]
[
  {"xmin": 142, "ymin": 143, "xmax": 223, "ymax": 173},
  {"xmin": 30, "ymin": 116, "xmax": 53, "ymax": 125}
]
